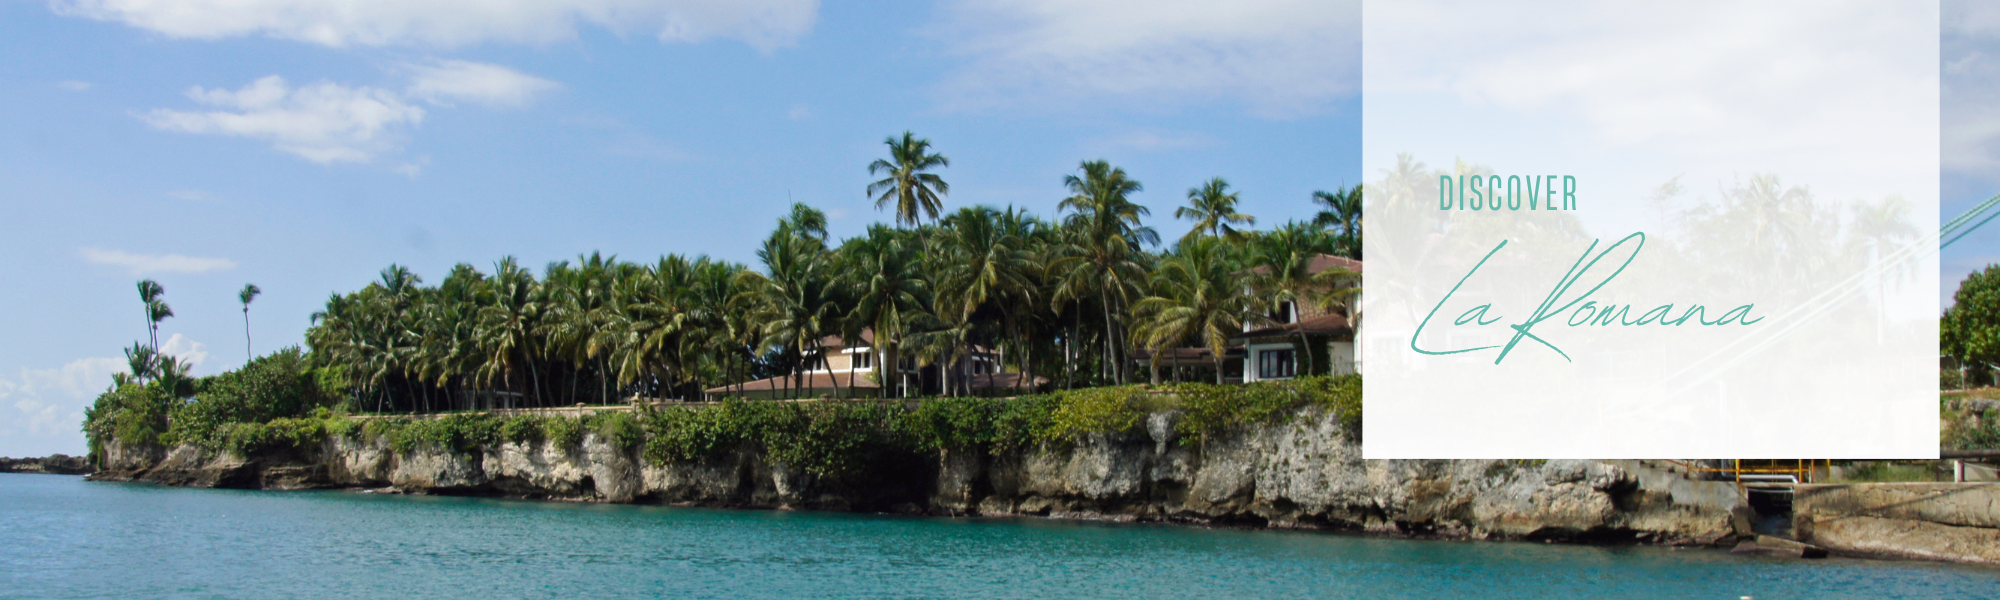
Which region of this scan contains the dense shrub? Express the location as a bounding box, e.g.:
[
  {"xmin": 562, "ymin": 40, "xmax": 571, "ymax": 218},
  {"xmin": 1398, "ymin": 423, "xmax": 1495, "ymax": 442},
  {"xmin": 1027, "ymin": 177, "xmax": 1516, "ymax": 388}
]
[
  {"xmin": 543, "ymin": 416, "xmax": 585, "ymax": 449},
  {"xmin": 1943, "ymin": 398, "xmax": 2000, "ymax": 451},
  {"xmin": 1041, "ymin": 386, "xmax": 1152, "ymax": 443},
  {"xmin": 82, "ymin": 384, "xmax": 172, "ymax": 456},
  {"xmin": 1942, "ymin": 368, "xmax": 1967, "ymax": 391},
  {"xmin": 91, "ymin": 377, "xmax": 1367, "ymax": 479},
  {"xmin": 162, "ymin": 348, "xmax": 331, "ymax": 449},
  {"xmin": 643, "ymin": 403, "xmax": 749, "ymax": 463},
  {"xmin": 899, "ymin": 397, "xmax": 1004, "ymax": 453},
  {"xmin": 501, "ymin": 415, "xmax": 543, "ymax": 444},
  {"xmin": 215, "ymin": 417, "xmax": 330, "ymax": 457},
  {"xmin": 589, "ymin": 412, "xmax": 645, "ymax": 452}
]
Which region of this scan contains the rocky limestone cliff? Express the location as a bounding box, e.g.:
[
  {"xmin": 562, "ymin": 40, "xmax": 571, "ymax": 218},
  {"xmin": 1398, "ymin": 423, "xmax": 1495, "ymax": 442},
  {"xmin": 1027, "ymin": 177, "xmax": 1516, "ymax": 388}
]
[
  {"xmin": 0, "ymin": 454, "xmax": 92, "ymax": 475},
  {"xmin": 88, "ymin": 407, "xmax": 1742, "ymax": 545}
]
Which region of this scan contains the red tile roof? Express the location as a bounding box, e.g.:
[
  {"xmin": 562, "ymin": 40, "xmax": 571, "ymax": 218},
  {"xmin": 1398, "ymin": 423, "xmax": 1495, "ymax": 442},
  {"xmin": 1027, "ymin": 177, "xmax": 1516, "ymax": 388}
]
[
  {"xmin": 1246, "ymin": 254, "xmax": 1362, "ymax": 276},
  {"xmin": 704, "ymin": 371, "xmax": 879, "ymax": 393}
]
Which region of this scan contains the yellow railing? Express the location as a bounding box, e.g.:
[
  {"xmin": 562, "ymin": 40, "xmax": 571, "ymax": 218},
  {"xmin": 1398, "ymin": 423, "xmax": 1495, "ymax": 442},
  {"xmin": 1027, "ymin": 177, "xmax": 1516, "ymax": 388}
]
[{"xmin": 1663, "ymin": 459, "xmax": 1825, "ymax": 493}]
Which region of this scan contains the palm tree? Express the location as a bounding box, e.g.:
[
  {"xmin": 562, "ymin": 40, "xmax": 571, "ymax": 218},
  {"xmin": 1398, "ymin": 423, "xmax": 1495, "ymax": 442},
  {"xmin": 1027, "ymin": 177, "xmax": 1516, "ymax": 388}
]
[
  {"xmin": 867, "ymin": 131, "xmax": 951, "ymax": 227},
  {"xmin": 935, "ymin": 206, "xmax": 1039, "ymax": 393},
  {"xmin": 137, "ymin": 279, "xmax": 161, "ymax": 346},
  {"xmin": 154, "ymin": 355, "xmax": 194, "ymax": 400},
  {"xmin": 779, "ymin": 202, "xmax": 830, "ymax": 245},
  {"xmin": 1049, "ymin": 160, "xmax": 1155, "ymax": 385},
  {"xmin": 1175, "ymin": 177, "xmax": 1255, "ymax": 244},
  {"xmin": 137, "ymin": 280, "xmax": 169, "ymax": 353},
  {"xmin": 1133, "ymin": 236, "xmax": 1262, "ymax": 384},
  {"xmin": 477, "ymin": 258, "xmax": 543, "ymax": 407},
  {"xmin": 841, "ymin": 225, "xmax": 930, "ymax": 397},
  {"xmin": 735, "ymin": 233, "xmax": 844, "ymax": 398},
  {"xmin": 1250, "ymin": 222, "xmax": 1331, "ymax": 378},
  {"xmin": 1313, "ymin": 185, "xmax": 1362, "ymax": 259},
  {"xmin": 123, "ymin": 342, "xmax": 159, "ymax": 383},
  {"xmin": 239, "ymin": 283, "xmax": 262, "ymax": 360}
]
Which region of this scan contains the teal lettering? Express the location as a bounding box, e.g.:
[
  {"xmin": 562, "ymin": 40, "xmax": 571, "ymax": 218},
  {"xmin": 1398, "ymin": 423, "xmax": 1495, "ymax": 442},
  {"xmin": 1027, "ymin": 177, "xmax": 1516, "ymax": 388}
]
[
  {"xmin": 1455, "ymin": 304, "xmax": 1502, "ymax": 326},
  {"xmin": 1412, "ymin": 242, "xmax": 1508, "ymax": 356},
  {"xmin": 1634, "ymin": 304, "xmax": 1672, "ymax": 325},
  {"xmin": 1662, "ymin": 305, "xmax": 1708, "ymax": 325},
  {"xmin": 1717, "ymin": 304, "xmax": 1764, "ymax": 325}
]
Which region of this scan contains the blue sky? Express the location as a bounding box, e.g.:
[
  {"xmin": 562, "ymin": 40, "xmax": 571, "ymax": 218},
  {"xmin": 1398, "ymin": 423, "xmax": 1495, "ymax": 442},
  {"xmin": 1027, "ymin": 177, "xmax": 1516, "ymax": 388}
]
[
  {"xmin": 0, "ymin": 0, "xmax": 1360, "ymax": 456},
  {"xmin": 2, "ymin": 2, "xmax": 1993, "ymax": 458}
]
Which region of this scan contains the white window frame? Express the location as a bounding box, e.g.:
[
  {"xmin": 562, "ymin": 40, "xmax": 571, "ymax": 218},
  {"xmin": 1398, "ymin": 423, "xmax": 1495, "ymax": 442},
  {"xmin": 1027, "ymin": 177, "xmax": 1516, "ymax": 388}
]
[{"xmin": 1245, "ymin": 343, "xmax": 1297, "ymax": 382}]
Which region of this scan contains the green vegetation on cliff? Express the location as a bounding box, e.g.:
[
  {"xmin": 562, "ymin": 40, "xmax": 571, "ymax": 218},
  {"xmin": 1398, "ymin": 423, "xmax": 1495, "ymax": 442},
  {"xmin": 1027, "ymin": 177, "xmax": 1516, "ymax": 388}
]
[{"xmin": 89, "ymin": 373, "xmax": 1360, "ymax": 478}]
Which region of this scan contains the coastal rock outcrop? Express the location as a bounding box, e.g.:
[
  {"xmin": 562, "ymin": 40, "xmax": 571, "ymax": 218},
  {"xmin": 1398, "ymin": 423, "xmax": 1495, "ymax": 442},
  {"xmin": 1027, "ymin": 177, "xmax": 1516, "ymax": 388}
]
[
  {"xmin": 1793, "ymin": 483, "xmax": 2000, "ymax": 565},
  {"xmin": 87, "ymin": 407, "xmax": 1742, "ymax": 545},
  {"xmin": 0, "ymin": 454, "xmax": 93, "ymax": 475}
]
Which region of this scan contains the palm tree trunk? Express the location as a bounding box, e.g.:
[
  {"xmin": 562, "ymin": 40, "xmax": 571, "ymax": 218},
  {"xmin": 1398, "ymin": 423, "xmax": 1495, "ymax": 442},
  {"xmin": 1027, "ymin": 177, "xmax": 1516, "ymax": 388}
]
[
  {"xmin": 526, "ymin": 352, "xmax": 545, "ymax": 407},
  {"xmin": 243, "ymin": 309, "xmax": 253, "ymax": 360},
  {"xmin": 1297, "ymin": 331, "xmax": 1313, "ymax": 379}
]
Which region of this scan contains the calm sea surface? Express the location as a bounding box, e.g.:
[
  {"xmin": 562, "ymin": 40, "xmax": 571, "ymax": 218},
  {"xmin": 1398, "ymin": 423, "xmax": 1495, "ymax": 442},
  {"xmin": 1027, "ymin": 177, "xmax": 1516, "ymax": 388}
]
[{"xmin": 2, "ymin": 473, "xmax": 1994, "ymax": 599}]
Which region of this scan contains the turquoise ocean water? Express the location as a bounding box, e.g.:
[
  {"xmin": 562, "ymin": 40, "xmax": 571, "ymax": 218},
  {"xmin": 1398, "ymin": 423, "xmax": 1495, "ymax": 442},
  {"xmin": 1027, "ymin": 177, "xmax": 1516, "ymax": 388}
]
[{"xmin": 2, "ymin": 473, "xmax": 1994, "ymax": 599}]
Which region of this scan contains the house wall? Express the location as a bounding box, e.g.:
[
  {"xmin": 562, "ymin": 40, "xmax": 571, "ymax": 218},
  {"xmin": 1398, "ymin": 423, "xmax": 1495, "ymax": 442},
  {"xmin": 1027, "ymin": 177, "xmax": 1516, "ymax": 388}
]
[
  {"xmin": 1245, "ymin": 336, "xmax": 1340, "ymax": 382},
  {"xmin": 1328, "ymin": 342, "xmax": 1357, "ymax": 376},
  {"xmin": 816, "ymin": 347, "xmax": 875, "ymax": 373}
]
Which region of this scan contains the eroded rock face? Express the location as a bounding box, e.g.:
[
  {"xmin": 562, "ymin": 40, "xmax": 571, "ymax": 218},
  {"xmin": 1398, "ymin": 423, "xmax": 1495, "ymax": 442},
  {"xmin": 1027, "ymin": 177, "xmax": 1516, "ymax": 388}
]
[
  {"xmin": 84, "ymin": 407, "xmax": 1741, "ymax": 546},
  {"xmin": 1794, "ymin": 483, "xmax": 2000, "ymax": 565}
]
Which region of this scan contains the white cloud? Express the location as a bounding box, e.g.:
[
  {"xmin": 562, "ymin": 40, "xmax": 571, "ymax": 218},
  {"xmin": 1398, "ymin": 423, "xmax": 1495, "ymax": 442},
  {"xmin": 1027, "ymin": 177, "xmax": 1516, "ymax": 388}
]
[
  {"xmin": 51, "ymin": 0, "xmax": 818, "ymax": 52},
  {"xmin": 1091, "ymin": 128, "xmax": 1214, "ymax": 152},
  {"xmin": 158, "ymin": 334, "xmax": 210, "ymax": 369},
  {"xmin": 81, "ymin": 247, "xmax": 238, "ymax": 275},
  {"xmin": 166, "ymin": 189, "xmax": 220, "ymax": 202},
  {"xmin": 934, "ymin": 0, "xmax": 1358, "ymax": 117},
  {"xmin": 143, "ymin": 62, "xmax": 555, "ymax": 164},
  {"xmin": 402, "ymin": 60, "xmax": 558, "ymax": 108},
  {"xmin": 142, "ymin": 75, "xmax": 425, "ymax": 164},
  {"xmin": 57, "ymin": 80, "xmax": 93, "ymax": 91},
  {"xmin": 0, "ymin": 357, "xmax": 124, "ymax": 457}
]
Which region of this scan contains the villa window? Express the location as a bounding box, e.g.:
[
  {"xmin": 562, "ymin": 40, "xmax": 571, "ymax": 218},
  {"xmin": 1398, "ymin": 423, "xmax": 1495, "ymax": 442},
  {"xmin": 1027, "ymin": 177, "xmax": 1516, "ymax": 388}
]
[
  {"xmin": 852, "ymin": 351, "xmax": 872, "ymax": 370},
  {"xmin": 1257, "ymin": 348, "xmax": 1296, "ymax": 380},
  {"xmin": 1271, "ymin": 301, "xmax": 1296, "ymax": 324}
]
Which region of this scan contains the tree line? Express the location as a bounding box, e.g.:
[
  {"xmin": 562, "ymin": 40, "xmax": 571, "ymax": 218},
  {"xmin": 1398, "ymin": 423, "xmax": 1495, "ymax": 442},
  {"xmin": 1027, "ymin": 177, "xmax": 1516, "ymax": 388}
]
[{"xmin": 283, "ymin": 132, "xmax": 1361, "ymax": 412}]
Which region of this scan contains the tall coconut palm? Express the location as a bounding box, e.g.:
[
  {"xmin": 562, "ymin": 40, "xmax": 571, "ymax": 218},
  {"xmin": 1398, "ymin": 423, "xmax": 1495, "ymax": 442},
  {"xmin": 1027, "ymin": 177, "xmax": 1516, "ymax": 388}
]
[
  {"xmin": 1175, "ymin": 177, "xmax": 1255, "ymax": 244},
  {"xmin": 1133, "ymin": 236, "xmax": 1262, "ymax": 384},
  {"xmin": 735, "ymin": 233, "xmax": 844, "ymax": 398},
  {"xmin": 779, "ymin": 202, "xmax": 830, "ymax": 245},
  {"xmin": 1250, "ymin": 222, "xmax": 1332, "ymax": 378},
  {"xmin": 1313, "ymin": 184, "xmax": 1362, "ymax": 259},
  {"xmin": 1049, "ymin": 160, "xmax": 1155, "ymax": 385},
  {"xmin": 239, "ymin": 283, "xmax": 261, "ymax": 360},
  {"xmin": 867, "ymin": 131, "xmax": 951, "ymax": 227},
  {"xmin": 477, "ymin": 258, "xmax": 544, "ymax": 407},
  {"xmin": 936, "ymin": 206, "xmax": 1038, "ymax": 392},
  {"xmin": 841, "ymin": 225, "xmax": 930, "ymax": 397},
  {"xmin": 136, "ymin": 280, "xmax": 164, "ymax": 351}
]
